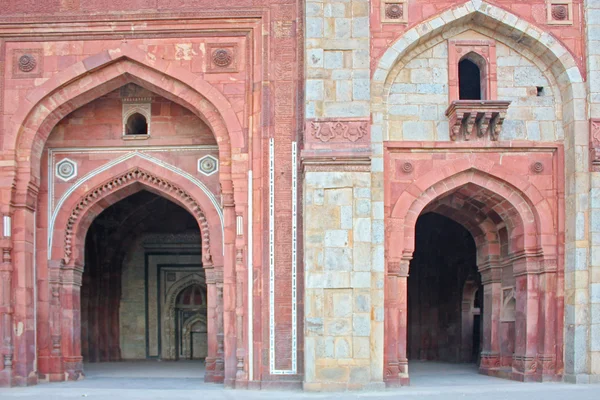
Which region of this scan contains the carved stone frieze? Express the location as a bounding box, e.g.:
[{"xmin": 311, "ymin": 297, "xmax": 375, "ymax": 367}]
[
  {"xmin": 63, "ymin": 168, "xmax": 212, "ymax": 266},
  {"xmin": 307, "ymin": 119, "xmax": 369, "ymax": 143}
]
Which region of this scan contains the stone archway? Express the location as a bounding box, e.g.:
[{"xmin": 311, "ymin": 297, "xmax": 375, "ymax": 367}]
[
  {"xmin": 1, "ymin": 45, "xmax": 249, "ymax": 387},
  {"xmin": 46, "ymin": 166, "xmax": 223, "ymax": 383},
  {"xmin": 384, "ymin": 146, "xmax": 563, "ymax": 386}
]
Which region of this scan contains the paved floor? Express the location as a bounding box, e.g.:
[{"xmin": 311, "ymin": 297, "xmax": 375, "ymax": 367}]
[{"xmin": 0, "ymin": 361, "xmax": 598, "ymax": 399}]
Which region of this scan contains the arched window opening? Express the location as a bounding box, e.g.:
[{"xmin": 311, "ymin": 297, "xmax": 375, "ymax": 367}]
[
  {"xmin": 459, "ymin": 59, "xmax": 482, "ymax": 100},
  {"xmin": 125, "ymin": 112, "xmax": 148, "ymax": 135}
]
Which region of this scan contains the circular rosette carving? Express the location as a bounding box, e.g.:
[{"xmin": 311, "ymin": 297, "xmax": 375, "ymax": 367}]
[
  {"xmin": 18, "ymin": 54, "xmax": 37, "ymax": 72},
  {"xmin": 531, "ymin": 162, "xmax": 544, "ymax": 174},
  {"xmin": 401, "ymin": 162, "xmax": 414, "ymax": 173},
  {"xmin": 386, "ymin": 4, "xmax": 404, "ymax": 19},
  {"xmin": 212, "ymin": 48, "xmax": 233, "ymax": 68},
  {"xmin": 551, "ymin": 5, "xmax": 568, "ymax": 21}
]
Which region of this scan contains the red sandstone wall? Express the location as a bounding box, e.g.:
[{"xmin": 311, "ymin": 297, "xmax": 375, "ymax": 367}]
[{"xmin": 47, "ymin": 90, "xmax": 217, "ymax": 147}]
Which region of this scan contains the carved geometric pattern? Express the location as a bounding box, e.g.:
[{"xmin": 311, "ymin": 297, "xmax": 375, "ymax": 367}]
[
  {"xmin": 63, "ymin": 168, "xmax": 212, "ymax": 266},
  {"xmin": 308, "ymin": 120, "xmax": 369, "ymax": 143},
  {"xmin": 12, "ymin": 48, "xmax": 43, "ymax": 79},
  {"xmin": 531, "ymin": 161, "xmax": 544, "ymax": 174},
  {"xmin": 547, "ymin": 1, "xmax": 573, "ymax": 25},
  {"xmin": 198, "ymin": 155, "xmax": 219, "ymax": 176},
  {"xmin": 212, "ymin": 49, "xmax": 233, "ymax": 67},
  {"xmin": 382, "ymin": 0, "xmax": 408, "ymax": 23},
  {"xmin": 207, "ymin": 43, "xmax": 237, "ymax": 73},
  {"xmin": 401, "ymin": 162, "xmax": 413, "ymax": 173},
  {"xmin": 55, "ymin": 158, "xmax": 78, "ymax": 182},
  {"xmin": 18, "ymin": 54, "xmax": 36, "ymax": 72}
]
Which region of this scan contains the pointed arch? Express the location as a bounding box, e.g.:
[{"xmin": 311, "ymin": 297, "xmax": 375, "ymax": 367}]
[
  {"xmin": 55, "ymin": 165, "xmax": 219, "ymax": 269},
  {"xmin": 390, "ymin": 160, "xmax": 555, "ymax": 257},
  {"xmin": 373, "ymin": 1, "xmax": 583, "ymax": 90},
  {"xmin": 8, "ymin": 43, "xmax": 244, "ymax": 196}
]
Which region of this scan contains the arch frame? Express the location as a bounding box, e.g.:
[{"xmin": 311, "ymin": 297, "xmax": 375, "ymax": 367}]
[
  {"xmin": 3, "ymin": 43, "xmax": 250, "ymax": 387},
  {"xmin": 384, "ymin": 142, "xmax": 564, "ymax": 385}
]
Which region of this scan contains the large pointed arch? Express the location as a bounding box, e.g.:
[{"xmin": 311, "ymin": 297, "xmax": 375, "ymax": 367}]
[
  {"xmin": 373, "ymin": 1, "xmax": 583, "ymax": 93},
  {"xmin": 8, "ymin": 43, "xmax": 244, "ymax": 195},
  {"xmin": 51, "ymin": 160, "xmax": 222, "ymax": 268}
]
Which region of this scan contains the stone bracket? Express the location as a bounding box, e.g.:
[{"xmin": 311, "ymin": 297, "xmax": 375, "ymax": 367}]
[{"xmin": 445, "ymin": 100, "xmax": 511, "ymax": 141}]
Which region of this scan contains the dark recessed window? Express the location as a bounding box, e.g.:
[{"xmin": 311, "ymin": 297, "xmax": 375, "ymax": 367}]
[
  {"xmin": 459, "ymin": 58, "xmax": 482, "ymax": 100},
  {"xmin": 125, "ymin": 113, "xmax": 148, "ymax": 135}
]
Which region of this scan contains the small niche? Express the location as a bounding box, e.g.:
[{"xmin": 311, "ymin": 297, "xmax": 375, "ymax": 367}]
[
  {"xmin": 536, "ymin": 86, "xmax": 544, "ymax": 97},
  {"xmin": 125, "ymin": 113, "xmax": 148, "ymax": 135}
]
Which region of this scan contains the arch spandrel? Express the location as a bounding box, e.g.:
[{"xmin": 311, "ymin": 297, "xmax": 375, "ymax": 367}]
[
  {"xmin": 52, "ymin": 164, "xmax": 222, "ymax": 269},
  {"xmin": 9, "ymin": 44, "xmax": 245, "ymax": 195}
]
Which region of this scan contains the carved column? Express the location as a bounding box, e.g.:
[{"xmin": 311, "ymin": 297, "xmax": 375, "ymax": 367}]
[
  {"xmin": 222, "ymin": 194, "xmax": 237, "ymax": 387},
  {"xmin": 384, "ymin": 258, "xmax": 410, "ymax": 387},
  {"xmin": 0, "ymin": 213, "xmax": 13, "ymax": 387},
  {"xmin": 60, "ymin": 263, "xmax": 84, "ymax": 381},
  {"xmin": 479, "ymin": 260, "xmax": 503, "ymax": 375},
  {"xmin": 234, "ymin": 241, "xmax": 247, "ymax": 387},
  {"xmin": 10, "ymin": 202, "xmax": 37, "ymax": 386},
  {"xmin": 538, "ymin": 258, "xmax": 558, "ymax": 381},
  {"xmin": 512, "ymin": 257, "xmax": 540, "ymax": 382},
  {"xmin": 204, "ymin": 266, "xmax": 218, "ymax": 382}
]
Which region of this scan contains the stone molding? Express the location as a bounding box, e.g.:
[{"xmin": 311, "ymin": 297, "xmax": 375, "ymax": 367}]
[
  {"xmin": 62, "ymin": 168, "xmax": 212, "ymax": 267},
  {"xmin": 301, "ymin": 155, "xmax": 371, "ymax": 172}
]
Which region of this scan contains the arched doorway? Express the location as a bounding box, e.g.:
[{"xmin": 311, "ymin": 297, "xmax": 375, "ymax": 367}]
[
  {"xmin": 80, "ymin": 190, "xmax": 209, "ymax": 377},
  {"xmin": 385, "ymin": 153, "xmax": 563, "ymax": 385},
  {"xmin": 408, "ymin": 213, "xmax": 479, "ymax": 363}
]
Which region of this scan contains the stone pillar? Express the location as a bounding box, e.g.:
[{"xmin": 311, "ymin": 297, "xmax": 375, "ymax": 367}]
[
  {"xmin": 44, "ymin": 260, "xmax": 64, "ymax": 381},
  {"xmin": 575, "ymin": 0, "xmax": 598, "ymax": 384},
  {"xmin": 0, "ymin": 213, "xmax": 13, "ymax": 387},
  {"xmin": 222, "ymin": 198, "xmax": 236, "ymax": 387},
  {"xmin": 204, "ymin": 265, "xmax": 221, "ymax": 383},
  {"xmin": 60, "ymin": 263, "xmax": 84, "ymax": 381},
  {"xmin": 10, "ymin": 205, "xmax": 37, "ymax": 386},
  {"xmin": 479, "ymin": 262, "xmax": 503, "ymax": 376},
  {"xmin": 384, "ymin": 259, "xmax": 409, "ymax": 387},
  {"xmin": 512, "ymin": 258, "xmax": 540, "ymax": 382},
  {"xmin": 234, "ymin": 242, "xmax": 248, "ymax": 387},
  {"xmin": 538, "ymin": 261, "xmax": 559, "ymax": 381},
  {"xmin": 303, "ymin": 168, "xmax": 383, "ymax": 391},
  {"xmin": 304, "ymin": 0, "xmax": 373, "ymax": 390}
]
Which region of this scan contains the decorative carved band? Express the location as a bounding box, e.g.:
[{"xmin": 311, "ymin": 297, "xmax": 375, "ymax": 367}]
[
  {"xmin": 63, "ymin": 168, "xmax": 212, "ymax": 266},
  {"xmin": 306, "ymin": 119, "xmax": 370, "ymax": 144}
]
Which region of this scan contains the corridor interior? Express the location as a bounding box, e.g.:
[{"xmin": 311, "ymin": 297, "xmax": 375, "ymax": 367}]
[{"xmin": 80, "ymin": 190, "xmax": 207, "ymax": 379}]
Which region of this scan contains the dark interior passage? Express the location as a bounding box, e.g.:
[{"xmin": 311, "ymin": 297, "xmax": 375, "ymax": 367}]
[
  {"xmin": 81, "ymin": 190, "xmax": 205, "ymax": 363},
  {"xmin": 408, "ymin": 212, "xmax": 482, "ymax": 364}
]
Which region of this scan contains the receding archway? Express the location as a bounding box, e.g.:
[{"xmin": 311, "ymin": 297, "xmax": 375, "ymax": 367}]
[
  {"xmin": 408, "ymin": 213, "xmax": 480, "ymax": 364},
  {"xmin": 80, "ymin": 190, "xmax": 213, "ymax": 380}
]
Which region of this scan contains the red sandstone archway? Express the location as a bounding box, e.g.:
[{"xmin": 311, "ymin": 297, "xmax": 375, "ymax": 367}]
[
  {"xmin": 46, "ymin": 166, "xmax": 223, "ymax": 382},
  {"xmin": 384, "ymin": 147, "xmax": 563, "ymax": 385},
  {"xmin": 4, "ymin": 44, "xmax": 248, "ymax": 387}
]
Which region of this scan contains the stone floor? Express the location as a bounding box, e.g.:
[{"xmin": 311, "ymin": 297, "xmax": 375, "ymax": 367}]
[{"xmin": 0, "ymin": 361, "xmax": 598, "ymax": 399}]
